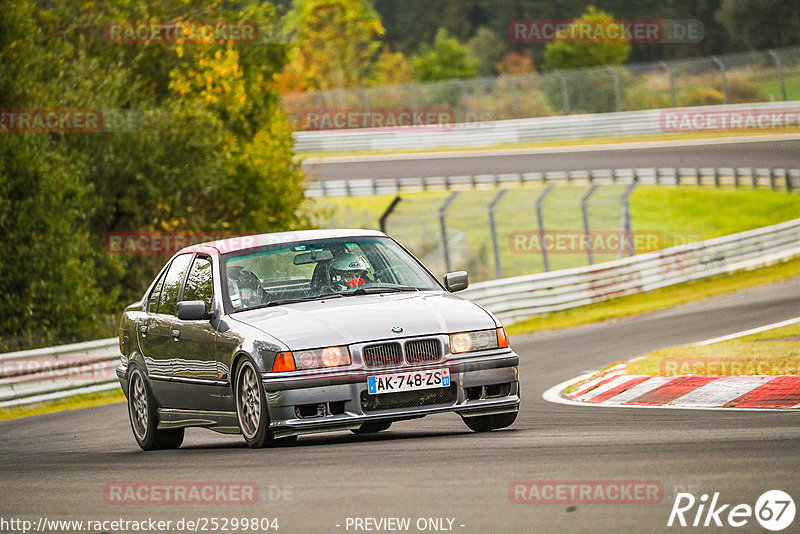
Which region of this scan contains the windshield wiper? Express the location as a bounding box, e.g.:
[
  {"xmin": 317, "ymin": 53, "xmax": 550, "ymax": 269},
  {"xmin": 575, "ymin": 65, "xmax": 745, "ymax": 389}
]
[
  {"xmin": 348, "ymin": 286, "xmax": 419, "ymax": 295},
  {"xmin": 262, "ymin": 294, "xmax": 344, "ymax": 307}
]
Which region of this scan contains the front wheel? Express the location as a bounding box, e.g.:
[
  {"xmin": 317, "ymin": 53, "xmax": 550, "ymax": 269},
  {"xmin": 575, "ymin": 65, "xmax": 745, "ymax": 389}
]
[
  {"xmin": 127, "ymin": 367, "xmax": 184, "ymax": 450},
  {"xmin": 235, "ymin": 359, "xmax": 274, "ymax": 448},
  {"xmin": 462, "ymin": 411, "xmax": 517, "ymax": 433}
]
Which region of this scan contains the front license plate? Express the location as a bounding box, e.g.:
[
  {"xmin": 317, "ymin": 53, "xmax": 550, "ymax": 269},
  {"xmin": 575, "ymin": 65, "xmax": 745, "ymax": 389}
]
[{"xmin": 367, "ymin": 368, "xmax": 450, "ymax": 395}]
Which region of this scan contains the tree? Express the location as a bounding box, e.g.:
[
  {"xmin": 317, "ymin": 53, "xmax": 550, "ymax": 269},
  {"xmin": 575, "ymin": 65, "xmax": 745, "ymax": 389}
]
[
  {"xmin": 715, "ymin": 0, "xmax": 800, "ymax": 50},
  {"xmin": 412, "ymin": 28, "xmax": 480, "ymax": 81},
  {"xmin": 0, "ymin": 0, "xmax": 309, "ymax": 349},
  {"xmin": 468, "ymin": 26, "xmax": 508, "ymax": 77},
  {"xmin": 278, "ymin": 0, "xmax": 384, "ymax": 90},
  {"xmin": 496, "ymin": 52, "xmax": 535, "ymax": 75},
  {"xmin": 543, "ymin": 6, "xmax": 631, "ymax": 71},
  {"xmin": 369, "ymin": 48, "xmax": 414, "ymax": 86}
]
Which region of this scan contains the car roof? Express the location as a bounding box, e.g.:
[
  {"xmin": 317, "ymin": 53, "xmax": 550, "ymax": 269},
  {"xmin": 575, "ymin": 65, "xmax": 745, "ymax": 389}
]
[{"xmin": 177, "ymin": 228, "xmax": 388, "ymax": 256}]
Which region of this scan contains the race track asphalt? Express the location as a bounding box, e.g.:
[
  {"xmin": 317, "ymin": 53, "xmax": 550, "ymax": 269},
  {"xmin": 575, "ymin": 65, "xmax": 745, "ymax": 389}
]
[
  {"xmin": 2, "ymin": 276, "xmax": 798, "ymax": 533},
  {"xmin": 302, "ymin": 137, "xmax": 800, "ymax": 182}
]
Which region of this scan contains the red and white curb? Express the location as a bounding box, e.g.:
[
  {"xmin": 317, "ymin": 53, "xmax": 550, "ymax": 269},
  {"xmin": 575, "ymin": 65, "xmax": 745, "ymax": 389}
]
[
  {"xmin": 544, "ymin": 318, "xmax": 800, "ymax": 411},
  {"xmin": 545, "ymin": 365, "xmax": 800, "ymax": 410}
]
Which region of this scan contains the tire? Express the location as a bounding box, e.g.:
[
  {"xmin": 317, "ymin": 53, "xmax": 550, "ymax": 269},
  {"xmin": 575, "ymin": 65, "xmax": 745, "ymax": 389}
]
[
  {"xmin": 462, "ymin": 411, "xmax": 517, "ymax": 433},
  {"xmin": 351, "ymin": 421, "xmax": 392, "ymax": 434},
  {"xmin": 127, "ymin": 367, "xmax": 184, "ymax": 450},
  {"xmin": 234, "ymin": 359, "xmax": 274, "ymax": 448}
]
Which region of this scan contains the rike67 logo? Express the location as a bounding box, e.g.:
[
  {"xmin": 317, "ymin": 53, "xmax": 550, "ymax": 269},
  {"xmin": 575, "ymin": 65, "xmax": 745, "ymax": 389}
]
[{"xmin": 668, "ymin": 490, "xmax": 795, "ymax": 531}]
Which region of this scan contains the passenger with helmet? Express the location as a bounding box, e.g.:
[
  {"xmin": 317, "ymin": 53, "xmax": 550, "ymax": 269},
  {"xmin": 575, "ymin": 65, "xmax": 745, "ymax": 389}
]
[{"xmin": 327, "ymin": 252, "xmax": 370, "ymax": 291}]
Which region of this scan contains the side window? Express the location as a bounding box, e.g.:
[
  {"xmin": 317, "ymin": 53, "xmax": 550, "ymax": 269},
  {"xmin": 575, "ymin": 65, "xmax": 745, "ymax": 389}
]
[
  {"xmin": 147, "ymin": 270, "xmax": 167, "ymax": 313},
  {"xmin": 181, "ymin": 256, "xmax": 214, "ymax": 312},
  {"xmin": 158, "ymin": 254, "xmax": 193, "ymax": 316}
]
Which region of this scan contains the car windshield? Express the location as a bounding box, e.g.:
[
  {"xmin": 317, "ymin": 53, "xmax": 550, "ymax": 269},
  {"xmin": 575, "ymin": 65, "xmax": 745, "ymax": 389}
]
[{"xmin": 222, "ymin": 236, "xmax": 440, "ymax": 312}]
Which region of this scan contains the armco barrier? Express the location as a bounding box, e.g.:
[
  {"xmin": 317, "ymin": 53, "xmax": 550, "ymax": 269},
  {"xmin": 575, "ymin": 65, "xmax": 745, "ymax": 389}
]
[
  {"xmin": 0, "ymin": 338, "xmax": 120, "ymax": 408},
  {"xmin": 2, "ymin": 218, "xmax": 799, "ymax": 408},
  {"xmin": 306, "ymin": 167, "xmax": 800, "ymax": 198},
  {"xmin": 462, "ymin": 218, "xmax": 800, "ymax": 324},
  {"xmin": 294, "ymin": 100, "xmax": 800, "ymax": 153}
]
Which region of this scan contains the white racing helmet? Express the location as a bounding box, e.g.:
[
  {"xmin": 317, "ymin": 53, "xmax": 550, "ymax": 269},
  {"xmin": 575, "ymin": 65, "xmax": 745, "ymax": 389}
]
[{"xmin": 328, "ymin": 253, "xmax": 369, "ymax": 291}]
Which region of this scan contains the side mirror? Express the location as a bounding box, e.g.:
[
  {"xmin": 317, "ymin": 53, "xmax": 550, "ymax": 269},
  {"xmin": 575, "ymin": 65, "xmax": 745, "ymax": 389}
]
[
  {"xmin": 177, "ymin": 300, "xmax": 213, "ymax": 321},
  {"xmin": 444, "ymin": 271, "xmax": 469, "ymax": 292}
]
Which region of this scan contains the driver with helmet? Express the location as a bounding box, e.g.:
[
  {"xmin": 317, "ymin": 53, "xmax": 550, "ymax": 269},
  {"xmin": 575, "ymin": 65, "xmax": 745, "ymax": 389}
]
[{"xmin": 327, "ymin": 253, "xmax": 370, "ymax": 291}]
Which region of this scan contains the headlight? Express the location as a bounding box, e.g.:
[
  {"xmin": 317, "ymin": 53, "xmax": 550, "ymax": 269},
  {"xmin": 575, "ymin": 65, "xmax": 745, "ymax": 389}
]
[
  {"xmin": 449, "ymin": 328, "xmax": 509, "ymax": 354},
  {"xmin": 294, "ymin": 346, "xmax": 351, "ymax": 370}
]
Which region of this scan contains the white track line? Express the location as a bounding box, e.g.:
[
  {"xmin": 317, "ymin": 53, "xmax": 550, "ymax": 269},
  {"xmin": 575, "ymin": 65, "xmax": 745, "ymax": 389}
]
[{"xmin": 694, "ymin": 317, "xmax": 800, "ymax": 346}]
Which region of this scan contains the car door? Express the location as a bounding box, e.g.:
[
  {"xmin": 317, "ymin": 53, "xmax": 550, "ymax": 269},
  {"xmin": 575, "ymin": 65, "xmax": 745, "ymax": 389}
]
[
  {"xmin": 173, "ymin": 254, "xmax": 225, "ymax": 410},
  {"xmin": 138, "ymin": 253, "xmax": 194, "ymax": 408}
]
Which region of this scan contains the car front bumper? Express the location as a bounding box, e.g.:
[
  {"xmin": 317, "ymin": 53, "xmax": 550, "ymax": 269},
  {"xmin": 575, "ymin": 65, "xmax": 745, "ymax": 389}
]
[{"xmin": 261, "ymin": 351, "xmax": 520, "ymax": 438}]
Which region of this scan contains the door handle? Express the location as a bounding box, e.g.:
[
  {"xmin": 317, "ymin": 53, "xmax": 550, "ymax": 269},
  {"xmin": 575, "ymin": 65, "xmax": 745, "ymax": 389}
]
[
  {"xmin": 140, "ymin": 324, "xmax": 149, "ymax": 336},
  {"xmin": 171, "ymin": 329, "xmax": 181, "ymax": 341}
]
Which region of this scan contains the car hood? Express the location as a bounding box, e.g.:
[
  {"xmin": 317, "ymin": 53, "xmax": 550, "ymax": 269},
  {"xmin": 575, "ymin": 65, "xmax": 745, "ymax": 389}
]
[{"xmin": 230, "ymin": 292, "xmax": 495, "ymax": 350}]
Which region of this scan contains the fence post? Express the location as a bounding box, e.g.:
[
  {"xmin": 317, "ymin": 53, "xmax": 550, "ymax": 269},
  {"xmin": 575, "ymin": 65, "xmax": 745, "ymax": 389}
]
[
  {"xmin": 734, "ymin": 167, "xmax": 740, "ymax": 189},
  {"xmin": 714, "ymin": 167, "xmax": 720, "ymax": 188},
  {"xmin": 767, "ymin": 50, "xmax": 787, "ymax": 101},
  {"xmin": 358, "ymin": 87, "xmax": 370, "ymax": 110},
  {"xmin": 711, "ymin": 56, "xmax": 729, "ymax": 104},
  {"xmin": 438, "ymin": 192, "xmax": 460, "ymax": 273},
  {"xmin": 536, "ymin": 184, "xmax": 555, "ymax": 272},
  {"xmin": 659, "ymin": 61, "xmax": 677, "ymax": 107},
  {"xmin": 511, "ymin": 77, "xmax": 522, "ymax": 119},
  {"xmin": 488, "ymin": 189, "xmax": 509, "ymax": 279},
  {"xmin": 619, "ymin": 182, "xmax": 638, "ymax": 258},
  {"xmin": 554, "ymin": 71, "xmax": 570, "ymax": 114},
  {"xmin": 379, "ymin": 196, "xmax": 402, "ymax": 233},
  {"xmin": 769, "ymin": 168, "xmax": 776, "ymax": 191},
  {"xmin": 606, "ymin": 66, "xmax": 623, "ymax": 112},
  {"xmin": 581, "ymin": 184, "xmax": 599, "ymax": 265}
]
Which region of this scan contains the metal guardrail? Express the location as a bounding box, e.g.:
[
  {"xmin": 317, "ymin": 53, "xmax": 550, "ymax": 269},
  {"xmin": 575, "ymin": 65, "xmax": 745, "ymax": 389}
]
[
  {"xmin": 294, "ymin": 100, "xmax": 800, "ymax": 153},
  {"xmin": 463, "ymin": 218, "xmax": 800, "ymax": 325},
  {"xmin": 0, "ymin": 338, "xmax": 120, "ymax": 408},
  {"xmin": 307, "ymin": 166, "xmax": 800, "ymax": 198},
  {"xmin": 2, "ymin": 218, "xmax": 799, "ymax": 407}
]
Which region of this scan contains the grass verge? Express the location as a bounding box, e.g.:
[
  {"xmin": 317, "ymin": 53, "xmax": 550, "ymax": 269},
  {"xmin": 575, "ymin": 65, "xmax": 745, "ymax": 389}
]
[
  {"xmin": 506, "ymin": 256, "xmax": 800, "ymax": 336},
  {"xmin": 626, "ymin": 324, "xmax": 800, "ymax": 376},
  {"xmin": 0, "ymin": 388, "xmax": 125, "ymax": 422}
]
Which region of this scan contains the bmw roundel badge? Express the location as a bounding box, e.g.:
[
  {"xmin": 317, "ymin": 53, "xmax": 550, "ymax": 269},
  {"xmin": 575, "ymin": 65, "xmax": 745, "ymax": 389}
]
[{"xmin": 391, "ymin": 326, "xmax": 403, "ymax": 333}]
